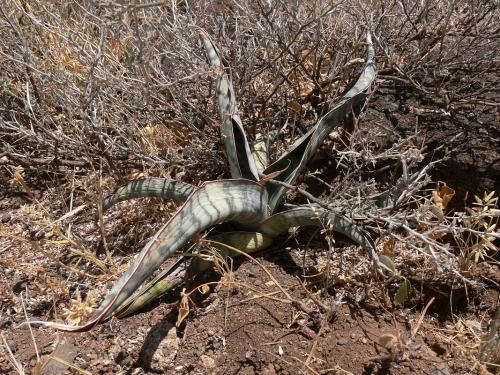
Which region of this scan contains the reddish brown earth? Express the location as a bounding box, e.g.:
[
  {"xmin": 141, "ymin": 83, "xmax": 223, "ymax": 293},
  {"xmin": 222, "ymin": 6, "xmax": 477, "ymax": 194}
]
[{"xmin": 1, "ymin": 85, "xmax": 498, "ymax": 374}]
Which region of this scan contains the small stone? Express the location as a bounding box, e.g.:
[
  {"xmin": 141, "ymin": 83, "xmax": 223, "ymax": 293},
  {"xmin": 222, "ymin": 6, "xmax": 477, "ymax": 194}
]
[
  {"xmin": 337, "ymin": 338, "xmax": 349, "ymax": 345},
  {"xmin": 200, "ymin": 354, "xmax": 216, "ymax": 369},
  {"xmin": 262, "ymin": 363, "xmax": 276, "ymax": 375},
  {"xmin": 6, "ymin": 340, "xmax": 18, "ymax": 353},
  {"xmin": 361, "ymin": 337, "xmax": 368, "ymax": 344}
]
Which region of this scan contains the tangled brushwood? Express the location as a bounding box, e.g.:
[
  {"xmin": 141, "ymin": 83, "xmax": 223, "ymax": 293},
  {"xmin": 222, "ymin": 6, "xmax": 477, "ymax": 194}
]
[{"xmin": 1, "ymin": 0, "xmax": 498, "ymax": 373}]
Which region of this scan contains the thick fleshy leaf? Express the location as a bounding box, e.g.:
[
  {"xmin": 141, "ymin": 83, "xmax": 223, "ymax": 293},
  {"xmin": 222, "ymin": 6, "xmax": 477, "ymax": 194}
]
[
  {"xmin": 189, "ymin": 231, "xmax": 274, "ymax": 274},
  {"xmin": 201, "ymin": 33, "xmax": 259, "ymax": 181},
  {"xmin": 115, "ymin": 277, "xmax": 183, "ymax": 318},
  {"xmin": 30, "ymin": 179, "xmax": 268, "ymax": 331},
  {"xmin": 103, "ymin": 178, "xmax": 195, "ymax": 211},
  {"xmin": 264, "ymin": 33, "xmax": 376, "ymax": 212},
  {"xmin": 258, "ymin": 206, "xmax": 376, "ymax": 257},
  {"xmin": 114, "ymin": 256, "xmax": 186, "ymax": 318},
  {"xmin": 119, "ymin": 206, "xmax": 376, "ymax": 318},
  {"xmin": 116, "ymin": 231, "xmax": 273, "ymax": 318},
  {"xmin": 251, "ymin": 133, "xmax": 269, "ymax": 174}
]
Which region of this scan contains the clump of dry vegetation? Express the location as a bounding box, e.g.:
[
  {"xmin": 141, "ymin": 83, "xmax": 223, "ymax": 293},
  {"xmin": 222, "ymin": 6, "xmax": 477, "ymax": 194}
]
[{"xmin": 1, "ymin": 1, "xmax": 498, "ymax": 374}]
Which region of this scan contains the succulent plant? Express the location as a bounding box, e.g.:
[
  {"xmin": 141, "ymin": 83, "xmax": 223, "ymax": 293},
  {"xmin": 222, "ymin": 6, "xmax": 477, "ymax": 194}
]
[{"xmin": 31, "ymin": 31, "xmax": 377, "ymax": 331}]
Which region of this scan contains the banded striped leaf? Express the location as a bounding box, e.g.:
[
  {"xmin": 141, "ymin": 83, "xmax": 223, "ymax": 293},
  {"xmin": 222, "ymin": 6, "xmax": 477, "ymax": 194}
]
[
  {"xmin": 103, "ymin": 178, "xmax": 195, "ymax": 211},
  {"xmin": 117, "ymin": 231, "xmax": 274, "ymax": 318},
  {"xmin": 264, "ymin": 33, "xmax": 376, "ymax": 212},
  {"xmin": 192, "ymin": 207, "xmax": 377, "ymax": 271},
  {"xmin": 189, "ymin": 231, "xmax": 275, "ymax": 274},
  {"xmin": 251, "ymin": 133, "xmax": 269, "ymax": 174},
  {"xmin": 116, "ymin": 205, "xmax": 377, "ymax": 318},
  {"xmin": 30, "ymin": 179, "xmax": 268, "ymax": 331},
  {"xmin": 202, "ymin": 33, "xmax": 259, "ymax": 181},
  {"xmin": 258, "ymin": 206, "xmax": 376, "ymax": 258}
]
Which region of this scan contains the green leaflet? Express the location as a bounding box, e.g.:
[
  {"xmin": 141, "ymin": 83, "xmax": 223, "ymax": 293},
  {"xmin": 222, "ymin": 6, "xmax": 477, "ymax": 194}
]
[
  {"xmin": 264, "ymin": 33, "xmax": 376, "ymax": 212},
  {"xmin": 114, "ymin": 255, "xmax": 186, "ymax": 319},
  {"xmin": 378, "ymin": 255, "xmax": 396, "ymax": 274},
  {"xmin": 394, "ymin": 279, "xmax": 411, "ymax": 304},
  {"xmin": 202, "ymin": 34, "xmax": 259, "ymax": 181},
  {"xmin": 115, "ymin": 277, "xmax": 183, "ymax": 319},
  {"xmin": 103, "ymin": 178, "xmax": 195, "ymax": 211},
  {"xmin": 30, "ymin": 179, "xmax": 268, "ymax": 331}
]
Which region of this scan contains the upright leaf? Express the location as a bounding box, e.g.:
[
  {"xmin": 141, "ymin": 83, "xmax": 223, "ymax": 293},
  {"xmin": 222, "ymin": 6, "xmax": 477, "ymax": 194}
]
[
  {"xmin": 201, "ymin": 33, "xmax": 259, "ymax": 181},
  {"xmin": 264, "ymin": 33, "xmax": 376, "ymax": 212},
  {"xmin": 251, "ymin": 133, "xmax": 269, "ymax": 174}
]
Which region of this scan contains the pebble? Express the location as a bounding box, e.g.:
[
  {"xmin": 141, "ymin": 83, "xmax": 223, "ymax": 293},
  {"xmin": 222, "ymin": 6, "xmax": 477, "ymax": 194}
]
[
  {"xmin": 200, "ymin": 354, "xmax": 216, "ymax": 369},
  {"xmin": 262, "ymin": 363, "xmax": 277, "ymax": 375},
  {"xmin": 337, "ymin": 338, "xmax": 349, "ymax": 345}
]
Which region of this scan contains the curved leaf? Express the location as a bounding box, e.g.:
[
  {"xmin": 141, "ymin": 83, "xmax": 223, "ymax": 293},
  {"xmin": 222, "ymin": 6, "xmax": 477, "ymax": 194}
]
[
  {"xmin": 103, "ymin": 178, "xmax": 195, "ymax": 211},
  {"xmin": 258, "ymin": 206, "xmax": 376, "ymax": 257},
  {"xmin": 30, "ymin": 179, "xmax": 268, "ymax": 331},
  {"xmin": 264, "ymin": 33, "xmax": 376, "ymax": 212},
  {"xmin": 201, "ymin": 33, "xmax": 259, "ymax": 181}
]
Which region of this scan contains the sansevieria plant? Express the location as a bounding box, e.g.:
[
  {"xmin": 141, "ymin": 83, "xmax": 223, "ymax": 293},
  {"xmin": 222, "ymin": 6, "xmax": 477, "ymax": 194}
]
[{"xmin": 31, "ymin": 31, "xmax": 377, "ymax": 331}]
